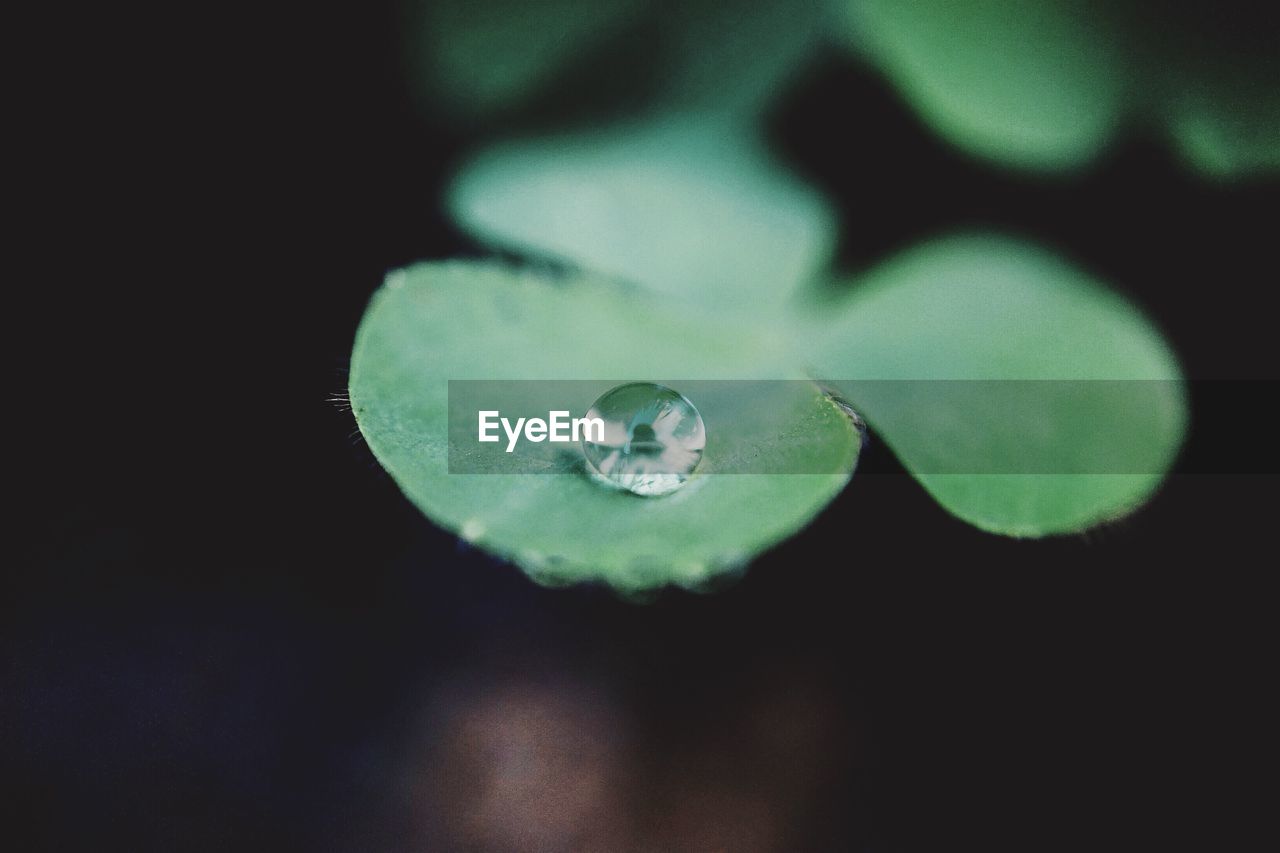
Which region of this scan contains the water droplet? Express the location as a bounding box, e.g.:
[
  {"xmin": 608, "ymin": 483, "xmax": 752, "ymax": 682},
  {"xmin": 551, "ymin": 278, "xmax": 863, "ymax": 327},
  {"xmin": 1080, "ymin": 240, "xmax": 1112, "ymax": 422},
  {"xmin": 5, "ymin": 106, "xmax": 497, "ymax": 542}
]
[{"xmin": 581, "ymin": 383, "xmax": 705, "ymax": 496}]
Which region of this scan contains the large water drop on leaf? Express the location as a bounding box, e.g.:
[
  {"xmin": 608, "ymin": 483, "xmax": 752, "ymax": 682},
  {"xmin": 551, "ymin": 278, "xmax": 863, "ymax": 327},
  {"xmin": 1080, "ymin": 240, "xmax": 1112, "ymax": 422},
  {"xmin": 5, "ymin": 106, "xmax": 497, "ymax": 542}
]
[{"xmin": 582, "ymin": 383, "xmax": 706, "ymax": 496}]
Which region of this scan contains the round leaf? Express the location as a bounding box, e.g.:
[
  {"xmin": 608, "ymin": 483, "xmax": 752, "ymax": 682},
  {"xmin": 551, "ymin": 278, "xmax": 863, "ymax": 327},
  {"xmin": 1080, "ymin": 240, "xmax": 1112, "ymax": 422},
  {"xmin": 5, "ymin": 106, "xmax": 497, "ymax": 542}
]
[
  {"xmin": 843, "ymin": 0, "xmax": 1126, "ymax": 170},
  {"xmin": 800, "ymin": 234, "xmax": 1187, "ymax": 536},
  {"xmin": 447, "ymin": 120, "xmax": 837, "ymax": 312},
  {"xmin": 350, "ymin": 262, "xmax": 860, "ymax": 590}
]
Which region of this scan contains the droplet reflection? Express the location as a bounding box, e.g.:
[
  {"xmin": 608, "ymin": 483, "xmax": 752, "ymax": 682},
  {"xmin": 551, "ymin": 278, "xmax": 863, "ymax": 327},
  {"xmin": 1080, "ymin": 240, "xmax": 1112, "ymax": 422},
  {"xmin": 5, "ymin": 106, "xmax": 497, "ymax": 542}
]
[{"xmin": 581, "ymin": 383, "xmax": 705, "ymax": 496}]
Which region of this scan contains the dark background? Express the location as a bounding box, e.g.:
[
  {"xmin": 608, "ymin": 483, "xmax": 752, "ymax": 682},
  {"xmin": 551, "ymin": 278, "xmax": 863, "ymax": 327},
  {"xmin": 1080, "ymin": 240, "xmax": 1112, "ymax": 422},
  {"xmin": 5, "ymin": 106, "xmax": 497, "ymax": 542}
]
[{"xmin": 7, "ymin": 2, "xmax": 1277, "ymax": 850}]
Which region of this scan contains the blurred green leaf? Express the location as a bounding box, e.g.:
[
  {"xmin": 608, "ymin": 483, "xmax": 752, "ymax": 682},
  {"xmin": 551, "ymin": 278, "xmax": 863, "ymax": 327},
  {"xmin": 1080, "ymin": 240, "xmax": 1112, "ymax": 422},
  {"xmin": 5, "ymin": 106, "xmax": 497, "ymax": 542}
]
[
  {"xmin": 1166, "ymin": 64, "xmax": 1280, "ymax": 178},
  {"xmin": 406, "ymin": 0, "xmax": 829, "ymax": 123},
  {"xmin": 448, "ymin": 120, "xmax": 837, "ymax": 311},
  {"xmin": 800, "ymin": 234, "xmax": 1187, "ymax": 535},
  {"xmin": 350, "ymin": 262, "xmax": 859, "ymax": 590},
  {"xmin": 405, "ymin": 0, "xmax": 646, "ymax": 118},
  {"xmin": 841, "ymin": 0, "xmax": 1279, "ymax": 176},
  {"xmin": 650, "ymin": 0, "xmax": 831, "ymax": 118},
  {"xmin": 842, "ymin": 0, "xmax": 1125, "ymax": 170}
]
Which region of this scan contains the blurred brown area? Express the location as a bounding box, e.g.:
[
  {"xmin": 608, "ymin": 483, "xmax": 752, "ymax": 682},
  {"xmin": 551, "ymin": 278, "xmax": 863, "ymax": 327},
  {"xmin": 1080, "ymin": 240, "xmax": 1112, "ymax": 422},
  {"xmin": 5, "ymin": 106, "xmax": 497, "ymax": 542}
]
[{"xmin": 367, "ymin": 657, "xmax": 858, "ymax": 852}]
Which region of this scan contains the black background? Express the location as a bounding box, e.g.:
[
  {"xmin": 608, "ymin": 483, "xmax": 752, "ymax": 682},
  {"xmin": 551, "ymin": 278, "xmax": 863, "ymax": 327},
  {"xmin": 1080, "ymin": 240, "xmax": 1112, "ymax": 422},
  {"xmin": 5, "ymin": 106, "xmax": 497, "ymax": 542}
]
[{"xmin": 7, "ymin": 3, "xmax": 1278, "ymax": 850}]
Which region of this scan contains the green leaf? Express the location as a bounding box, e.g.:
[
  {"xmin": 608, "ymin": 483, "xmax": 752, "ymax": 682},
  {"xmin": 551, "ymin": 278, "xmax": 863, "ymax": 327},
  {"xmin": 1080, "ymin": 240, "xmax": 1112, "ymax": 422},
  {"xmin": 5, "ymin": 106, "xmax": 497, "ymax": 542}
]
[
  {"xmin": 404, "ymin": 0, "xmax": 646, "ymax": 118},
  {"xmin": 1166, "ymin": 66, "xmax": 1280, "ymax": 178},
  {"xmin": 350, "ymin": 261, "xmax": 859, "ymax": 590},
  {"xmin": 800, "ymin": 234, "xmax": 1186, "ymax": 536},
  {"xmin": 842, "ymin": 0, "xmax": 1126, "ymax": 170},
  {"xmin": 447, "ymin": 120, "xmax": 837, "ymax": 311},
  {"xmin": 841, "ymin": 0, "xmax": 1280, "ymax": 177},
  {"xmin": 405, "ymin": 0, "xmax": 827, "ymax": 123},
  {"xmin": 648, "ymin": 0, "xmax": 831, "ymax": 118},
  {"xmin": 1144, "ymin": 5, "xmax": 1279, "ymax": 177}
]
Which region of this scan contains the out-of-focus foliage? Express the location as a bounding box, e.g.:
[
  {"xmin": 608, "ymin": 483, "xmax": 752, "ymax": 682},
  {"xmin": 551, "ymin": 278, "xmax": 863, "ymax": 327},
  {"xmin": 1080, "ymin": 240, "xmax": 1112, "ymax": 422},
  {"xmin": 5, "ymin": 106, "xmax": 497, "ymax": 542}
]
[
  {"xmin": 643, "ymin": 0, "xmax": 830, "ymax": 118},
  {"xmin": 405, "ymin": 0, "xmax": 831, "ymax": 122},
  {"xmin": 407, "ymin": 0, "xmax": 1277, "ymax": 174},
  {"xmin": 841, "ymin": 0, "xmax": 1280, "ymax": 175},
  {"xmin": 448, "ymin": 119, "xmax": 836, "ymax": 312},
  {"xmin": 354, "ymin": 0, "xmax": 1219, "ymax": 587},
  {"xmin": 404, "ymin": 0, "xmax": 646, "ymax": 118},
  {"xmin": 840, "ymin": 0, "xmax": 1124, "ymax": 170}
]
